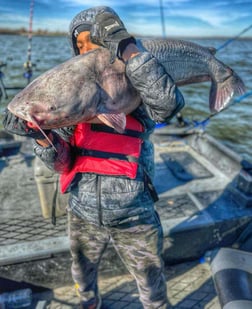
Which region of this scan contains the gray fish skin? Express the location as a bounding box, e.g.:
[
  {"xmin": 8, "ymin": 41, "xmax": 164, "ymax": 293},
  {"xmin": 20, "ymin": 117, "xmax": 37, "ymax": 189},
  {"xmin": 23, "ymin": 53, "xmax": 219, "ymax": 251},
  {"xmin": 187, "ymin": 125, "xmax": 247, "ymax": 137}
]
[
  {"xmin": 8, "ymin": 39, "xmax": 246, "ymax": 131},
  {"xmin": 138, "ymin": 38, "xmax": 246, "ymax": 112},
  {"xmin": 8, "ymin": 48, "xmax": 140, "ymax": 132}
]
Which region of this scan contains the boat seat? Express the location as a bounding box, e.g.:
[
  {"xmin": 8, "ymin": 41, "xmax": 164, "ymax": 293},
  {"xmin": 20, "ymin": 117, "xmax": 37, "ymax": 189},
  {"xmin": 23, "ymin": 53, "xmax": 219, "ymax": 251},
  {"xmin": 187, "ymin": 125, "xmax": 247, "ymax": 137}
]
[
  {"xmin": 160, "ymin": 154, "xmax": 194, "ymax": 181},
  {"xmin": 210, "ymin": 247, "xmax": 252, "ymax": 309}
]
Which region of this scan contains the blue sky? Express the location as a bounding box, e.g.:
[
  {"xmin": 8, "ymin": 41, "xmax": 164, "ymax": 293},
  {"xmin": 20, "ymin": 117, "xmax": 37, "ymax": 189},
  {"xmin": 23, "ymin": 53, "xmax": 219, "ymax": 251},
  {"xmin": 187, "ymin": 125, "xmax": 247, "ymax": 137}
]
[{"xmin": 1, "ymin": 0, "xmax": 252, "ymax": 37}]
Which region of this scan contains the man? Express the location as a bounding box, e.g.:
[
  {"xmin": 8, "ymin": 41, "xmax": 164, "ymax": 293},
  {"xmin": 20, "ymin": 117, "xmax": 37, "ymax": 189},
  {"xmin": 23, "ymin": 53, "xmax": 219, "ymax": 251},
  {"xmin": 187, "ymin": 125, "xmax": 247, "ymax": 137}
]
[{"xmin": 3, "ymin": 6, "xmax": 184, "ymax": 309}]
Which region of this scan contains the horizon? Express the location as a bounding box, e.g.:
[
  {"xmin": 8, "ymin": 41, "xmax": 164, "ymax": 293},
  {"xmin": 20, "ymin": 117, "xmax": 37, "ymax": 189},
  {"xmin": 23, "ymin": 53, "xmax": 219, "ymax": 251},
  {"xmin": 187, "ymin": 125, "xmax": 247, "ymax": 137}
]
[
  {"xmin": 0, "ymin": 27, "xmax": 252, "ymax": 40},
  {"xmin": 1, "ymin": 1, "xmax": 252, "ymax": 38}
]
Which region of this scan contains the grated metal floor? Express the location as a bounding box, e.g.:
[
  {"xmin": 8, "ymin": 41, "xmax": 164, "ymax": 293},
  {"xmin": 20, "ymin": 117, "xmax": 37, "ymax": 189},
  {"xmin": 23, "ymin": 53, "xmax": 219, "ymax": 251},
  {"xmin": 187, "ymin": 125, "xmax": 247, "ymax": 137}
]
[{"xmin": 0, "ymin": 215, "xmax": 67, "ymax": 246}]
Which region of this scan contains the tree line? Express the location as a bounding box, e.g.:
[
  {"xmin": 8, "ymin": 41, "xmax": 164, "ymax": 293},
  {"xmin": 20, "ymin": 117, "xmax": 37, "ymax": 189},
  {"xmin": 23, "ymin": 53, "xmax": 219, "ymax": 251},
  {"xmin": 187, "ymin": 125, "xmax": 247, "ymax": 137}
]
[{"xmin": 0, "ymin": 27, "xmax": 67, "ymax": 36}]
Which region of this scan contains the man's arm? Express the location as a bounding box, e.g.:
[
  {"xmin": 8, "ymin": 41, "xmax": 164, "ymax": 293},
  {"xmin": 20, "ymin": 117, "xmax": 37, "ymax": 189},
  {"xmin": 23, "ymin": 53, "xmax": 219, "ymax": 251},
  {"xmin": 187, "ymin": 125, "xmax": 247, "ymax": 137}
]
[
  {"xmin": 90, "ymin": 11, "xmax": 185, "ymax": 123},
  {"xmin": 2, "ymin": 109, "xmax": 74, "ymax": 173},
  {"xmin": 124, "ymin": 47, "xmax": 185, "ymax": 123},
  {"xmin": 32, "ymin": 130, "xmax": 74, "ymax": 174}
]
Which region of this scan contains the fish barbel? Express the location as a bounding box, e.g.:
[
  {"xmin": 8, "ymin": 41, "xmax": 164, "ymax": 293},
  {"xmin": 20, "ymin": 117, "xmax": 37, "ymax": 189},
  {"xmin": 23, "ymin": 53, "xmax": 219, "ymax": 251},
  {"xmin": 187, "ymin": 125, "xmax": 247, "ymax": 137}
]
[{"xmin": 8, "ymin": 38, "xmax": 245, "ymax": 132}]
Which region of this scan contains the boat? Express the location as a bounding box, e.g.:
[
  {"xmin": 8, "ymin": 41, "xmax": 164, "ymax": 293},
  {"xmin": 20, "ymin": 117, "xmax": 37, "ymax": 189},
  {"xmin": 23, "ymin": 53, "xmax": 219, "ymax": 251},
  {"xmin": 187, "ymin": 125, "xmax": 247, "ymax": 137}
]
[
  {"xmin": 1, "ymin": 115, "xmax": 252, "ymax": 307},
  {"xmin": 1, "ymin": 2, "xmax": 252, "ymax": 305},
  {"xmin": 1, "ymin": 15, "xmax": 252, "ymax": 305},
  {"xmin": 152, "ymin": 120, "xmax": 252, "ymax": 264},
  {"xmin": 1, "ymin": 115, "xmax": 252, "ymax": 264},
  {"xmin": 0, "ymin": 130, "xmax": 22, "ymax": 157}
]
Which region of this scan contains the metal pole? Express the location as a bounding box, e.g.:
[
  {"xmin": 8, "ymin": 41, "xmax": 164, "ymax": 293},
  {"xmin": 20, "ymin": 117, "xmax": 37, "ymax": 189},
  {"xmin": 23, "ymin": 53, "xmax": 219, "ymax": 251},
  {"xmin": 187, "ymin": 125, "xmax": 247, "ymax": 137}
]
[
  {"xmin": 159, "ymin": 0, "xmax": 166, "ymax": 38},
  {"xmin": 24, "ymin": 0, "xmax": 34, "ymax": 84}
]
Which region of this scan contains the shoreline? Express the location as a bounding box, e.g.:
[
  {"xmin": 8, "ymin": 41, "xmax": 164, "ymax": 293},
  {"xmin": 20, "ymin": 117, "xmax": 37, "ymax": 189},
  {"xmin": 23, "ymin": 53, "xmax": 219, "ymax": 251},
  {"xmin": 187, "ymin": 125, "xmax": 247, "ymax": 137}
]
[{"xmin": 0, "ymin": 30, "xmax": 252, "ymax": 40}]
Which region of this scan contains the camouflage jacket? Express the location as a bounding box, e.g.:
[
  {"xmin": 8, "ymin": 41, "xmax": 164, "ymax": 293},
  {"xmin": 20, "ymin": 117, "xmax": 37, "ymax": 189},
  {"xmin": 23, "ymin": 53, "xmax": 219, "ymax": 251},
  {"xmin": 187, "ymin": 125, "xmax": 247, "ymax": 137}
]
[{"xmin": 33, "ymin": 52, "xmax": 184, "ymax": 227}]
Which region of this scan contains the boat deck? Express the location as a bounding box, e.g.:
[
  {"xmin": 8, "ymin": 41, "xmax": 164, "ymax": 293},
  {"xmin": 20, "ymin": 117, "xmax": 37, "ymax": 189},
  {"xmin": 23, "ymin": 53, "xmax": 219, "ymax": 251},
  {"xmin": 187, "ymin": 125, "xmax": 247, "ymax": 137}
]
[
  {"xmin": 0, "ymin": 212, "xmax": 220, "ymax": 308},
  {"xmin": 0, "ymin": 248, "xmax": 220, "ymax": 309},
  {"xmin": 0, "ymin": 205, "xmax": 220, "ymax": 308},
  {"xmin": 48, "ymin": 262, "xmax": 220, "ymax": 308},
  {"xmin": 1, "ymin": 128, "xmax": 252, "ymax": 307}
]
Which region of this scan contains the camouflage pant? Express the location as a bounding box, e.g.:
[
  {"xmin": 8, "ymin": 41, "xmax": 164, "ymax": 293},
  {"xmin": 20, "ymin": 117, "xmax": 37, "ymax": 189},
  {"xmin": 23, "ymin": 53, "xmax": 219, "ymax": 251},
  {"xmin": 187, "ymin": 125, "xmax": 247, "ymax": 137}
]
[{"xmin": 68, "ymin": 210, "xmax": 169, "ymax": 309}]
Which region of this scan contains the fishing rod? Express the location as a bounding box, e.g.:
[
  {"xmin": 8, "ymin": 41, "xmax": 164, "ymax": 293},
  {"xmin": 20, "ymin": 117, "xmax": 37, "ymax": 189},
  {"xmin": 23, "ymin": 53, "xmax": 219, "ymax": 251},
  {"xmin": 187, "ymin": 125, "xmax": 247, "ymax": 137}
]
[
  {"xmin": 186, "ymin": 24, "xmax": 252, "ymax": 131},
  {"xmin": 186, "ymin": 90, "xmax": 252, "ymax": 132},
  {"xmin": 217, "ymin": 24, "xmax": 252, "ymax": 52},
  {"xmin": 23, "ymin": 0, "xmax": 34, "ymax": 84}
]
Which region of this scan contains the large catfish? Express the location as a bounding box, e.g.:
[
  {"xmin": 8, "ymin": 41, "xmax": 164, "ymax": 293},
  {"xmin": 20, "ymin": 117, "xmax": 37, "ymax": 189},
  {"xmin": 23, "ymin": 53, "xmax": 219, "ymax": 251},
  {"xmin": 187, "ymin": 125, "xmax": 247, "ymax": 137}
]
[{"xmin": 8, "ymin": 38, "xmax": 245, "ymax": 132}]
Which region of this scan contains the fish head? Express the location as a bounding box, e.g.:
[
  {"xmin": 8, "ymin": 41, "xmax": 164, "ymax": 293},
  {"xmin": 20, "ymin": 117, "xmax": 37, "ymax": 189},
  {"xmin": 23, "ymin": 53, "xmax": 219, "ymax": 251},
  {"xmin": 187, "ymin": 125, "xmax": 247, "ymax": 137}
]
[
  {"xmin": 7, "ymin": 48, "xmax": 141, "ymax": 132},
  {"xmin": 7, "ymin": 53, "xmax": 103, "ymax": 129},
  {"xmin": 8, "ymin": 81, "xmax": 100, "ymax": 129}
]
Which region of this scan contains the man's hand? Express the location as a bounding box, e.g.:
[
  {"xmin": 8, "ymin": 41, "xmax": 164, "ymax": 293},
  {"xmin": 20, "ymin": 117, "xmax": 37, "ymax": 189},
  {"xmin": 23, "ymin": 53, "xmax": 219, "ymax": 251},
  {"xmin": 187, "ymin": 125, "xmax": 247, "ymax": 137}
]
[
  {"xmin": 2, "ymin": 109, "xmax": 49, "ymax": 139},
  {"xmin": 90, "ymin": 11, "xmax": 136, "ymax": 63}
]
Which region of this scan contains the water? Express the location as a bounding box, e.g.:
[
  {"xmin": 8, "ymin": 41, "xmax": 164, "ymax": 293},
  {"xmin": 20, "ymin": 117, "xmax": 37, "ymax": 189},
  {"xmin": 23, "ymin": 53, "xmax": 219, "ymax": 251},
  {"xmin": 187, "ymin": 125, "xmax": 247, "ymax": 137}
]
[{"xmin": 0, "ymin": 35, "xmax": 251, "ymax": 162}]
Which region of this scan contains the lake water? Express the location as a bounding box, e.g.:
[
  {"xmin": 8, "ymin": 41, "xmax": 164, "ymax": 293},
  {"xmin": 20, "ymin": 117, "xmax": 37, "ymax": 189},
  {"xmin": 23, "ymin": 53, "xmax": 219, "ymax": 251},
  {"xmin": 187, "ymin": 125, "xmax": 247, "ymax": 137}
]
[{"xmin": 0, "ymin": 35, "xmax": 251, "ymax": 162}]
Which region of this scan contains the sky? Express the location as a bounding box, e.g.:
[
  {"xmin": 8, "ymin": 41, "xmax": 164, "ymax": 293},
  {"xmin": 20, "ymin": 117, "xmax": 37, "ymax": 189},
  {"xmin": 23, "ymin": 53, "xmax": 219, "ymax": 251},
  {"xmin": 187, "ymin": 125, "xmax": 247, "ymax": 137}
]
[{"xmin": 0, "ymin": 0, "xmax": 252, "ymax": 38}]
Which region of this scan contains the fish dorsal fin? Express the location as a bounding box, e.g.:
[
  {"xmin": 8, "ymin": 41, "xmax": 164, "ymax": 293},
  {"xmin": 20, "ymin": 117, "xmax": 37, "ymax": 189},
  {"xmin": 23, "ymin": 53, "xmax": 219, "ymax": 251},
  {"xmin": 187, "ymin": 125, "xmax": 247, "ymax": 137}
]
[
  {"xmin": 96, "ymin": 113, "xmax": 126, "ymax": 133},
  {"xmin": 207, "ymin": 47, "xmax": 217, "ymax": 55}
]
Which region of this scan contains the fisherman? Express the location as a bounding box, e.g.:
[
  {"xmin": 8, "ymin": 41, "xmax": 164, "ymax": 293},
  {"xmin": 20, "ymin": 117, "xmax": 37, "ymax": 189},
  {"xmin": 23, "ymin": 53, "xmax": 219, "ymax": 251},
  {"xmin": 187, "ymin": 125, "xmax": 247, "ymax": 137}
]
[{"xmin": 3, "ymin": 6, "xmax": 184, "ymax": 309}]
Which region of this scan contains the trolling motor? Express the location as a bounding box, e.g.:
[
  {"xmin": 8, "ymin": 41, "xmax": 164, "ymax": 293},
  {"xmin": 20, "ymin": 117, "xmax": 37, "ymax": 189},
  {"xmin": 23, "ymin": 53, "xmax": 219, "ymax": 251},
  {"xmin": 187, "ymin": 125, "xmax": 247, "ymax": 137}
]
[
  {"xmin": 227, "ymin": 160, "xmax": 252, "ymax": 208},
  {"xmin": 0, "ymin": 61, "xmax": 7, "ymax": 70},
  {"xmin": 23, "ymin": 60, "xmax": 33, "ymax": 84}
]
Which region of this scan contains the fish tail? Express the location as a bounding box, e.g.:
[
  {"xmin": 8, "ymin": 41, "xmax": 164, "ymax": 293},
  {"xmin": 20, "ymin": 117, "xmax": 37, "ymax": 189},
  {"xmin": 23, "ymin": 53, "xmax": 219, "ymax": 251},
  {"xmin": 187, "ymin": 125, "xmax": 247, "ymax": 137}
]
[{"xmin": 210, "ymin": 71, "xmax": 246, "ymax": 113}]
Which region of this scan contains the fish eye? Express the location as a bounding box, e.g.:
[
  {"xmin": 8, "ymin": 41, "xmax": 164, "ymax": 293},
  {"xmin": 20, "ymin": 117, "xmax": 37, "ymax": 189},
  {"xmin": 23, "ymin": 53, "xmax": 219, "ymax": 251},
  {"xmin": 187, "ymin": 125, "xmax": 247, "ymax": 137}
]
[{"xmin": 48, "ymin": 105, "xmax": 56, "ymax": 111}]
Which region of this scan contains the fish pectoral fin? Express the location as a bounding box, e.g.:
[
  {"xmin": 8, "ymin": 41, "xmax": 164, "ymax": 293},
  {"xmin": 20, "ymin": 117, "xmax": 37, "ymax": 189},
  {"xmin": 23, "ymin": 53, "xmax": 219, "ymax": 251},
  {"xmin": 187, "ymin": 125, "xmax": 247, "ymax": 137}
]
[
  {"xmin": 97, "ymin": 113, "xmax": 126, "ymax": 133},
  {"xmin": 207, "ymin": 47, "xmax": 217, "ymax": 55}
]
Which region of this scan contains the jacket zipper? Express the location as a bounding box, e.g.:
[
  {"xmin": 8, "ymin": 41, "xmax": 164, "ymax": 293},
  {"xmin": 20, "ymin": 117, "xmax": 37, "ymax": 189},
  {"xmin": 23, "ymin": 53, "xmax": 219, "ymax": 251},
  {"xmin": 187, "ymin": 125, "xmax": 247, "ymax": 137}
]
[{"xmin": 96, "ymin": 175, "xmax": 102, "ymax": 226}]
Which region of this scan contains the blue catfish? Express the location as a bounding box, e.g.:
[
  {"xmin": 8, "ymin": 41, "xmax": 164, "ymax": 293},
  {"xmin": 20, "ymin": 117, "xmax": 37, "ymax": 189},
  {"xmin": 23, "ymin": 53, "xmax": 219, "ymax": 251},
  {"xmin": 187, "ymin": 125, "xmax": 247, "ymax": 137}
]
[
  {"xmin": 139, "ymin": 39, "xmax": 245, "ymax": 112},
  {"xmin": 8, "ymin": 38, "xmax": 245, "ymax": 132}
]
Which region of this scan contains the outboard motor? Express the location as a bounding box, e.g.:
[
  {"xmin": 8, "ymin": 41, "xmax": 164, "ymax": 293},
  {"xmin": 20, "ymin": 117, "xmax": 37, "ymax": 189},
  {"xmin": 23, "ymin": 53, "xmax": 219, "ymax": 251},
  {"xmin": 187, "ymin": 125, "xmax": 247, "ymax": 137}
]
[
  {"xmin": 210, "ymin": 247, "xmax": 252, "ymax": 309},
  {"xmin": 228, "ymin": 159, "xmax": 252, "ymax": 208}
]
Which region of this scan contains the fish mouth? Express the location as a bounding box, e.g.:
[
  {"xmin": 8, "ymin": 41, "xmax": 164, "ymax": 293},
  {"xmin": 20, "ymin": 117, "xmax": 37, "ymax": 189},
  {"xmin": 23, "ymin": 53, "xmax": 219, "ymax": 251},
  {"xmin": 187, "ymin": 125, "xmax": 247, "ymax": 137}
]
[
  {"xmin": 27, "ymin": 114, "xmax": 48, "ymax": 127},
  {"xmin": 26, "ymin": 104, "xmax": 68, "ymax": 128},
  {"xmin": 26, "ymin": 114, "xmax": 63, "ymax": 129},
  {"xmin": 28, "ymin": 109, "xmax": 79, "ymax": 129},
  {"xmin": 8, "ymin": 100, "xmax": 46, "ymax": 123},
  {"xmin": 8, "ymin": 104, "xmax": 62, "ymax": 128},
  {"xmin": 7, "ymin": 105, "xmax": 29, "ymax": 122}
]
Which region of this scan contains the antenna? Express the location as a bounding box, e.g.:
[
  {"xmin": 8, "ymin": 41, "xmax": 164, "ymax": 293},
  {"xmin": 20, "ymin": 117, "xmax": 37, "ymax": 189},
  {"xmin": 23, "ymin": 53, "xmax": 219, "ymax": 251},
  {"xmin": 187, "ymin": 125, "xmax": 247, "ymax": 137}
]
[
  {"xmin": 159, "ymin": 0, "xmax": 166, "ymax": 38},
  {"xmin": 217, "ymin": 24, "xmax": 252, "ymax": 52},
  {"xmin": 23, "ymin": 0, "xmax": 34, "ymax": 84}
]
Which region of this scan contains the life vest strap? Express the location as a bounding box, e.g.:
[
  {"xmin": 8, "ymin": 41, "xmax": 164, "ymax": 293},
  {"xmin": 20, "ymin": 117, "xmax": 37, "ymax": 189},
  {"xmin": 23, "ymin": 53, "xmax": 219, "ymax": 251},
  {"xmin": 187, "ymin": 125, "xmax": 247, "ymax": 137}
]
[
  {"xmin": 90, "ymin": 123, "xmax": 149, "ymax": 139},
  {"xmin": 75, "ymin": 147, "xmax": 139, "ymax": 163}
]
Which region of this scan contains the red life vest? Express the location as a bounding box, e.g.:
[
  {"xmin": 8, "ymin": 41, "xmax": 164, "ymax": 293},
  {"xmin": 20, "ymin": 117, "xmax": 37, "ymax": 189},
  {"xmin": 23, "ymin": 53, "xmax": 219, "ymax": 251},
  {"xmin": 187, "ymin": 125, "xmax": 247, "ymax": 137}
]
[{"xmin": 60, "ymin": 115, "xmax": 144, "ymax": 193}]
